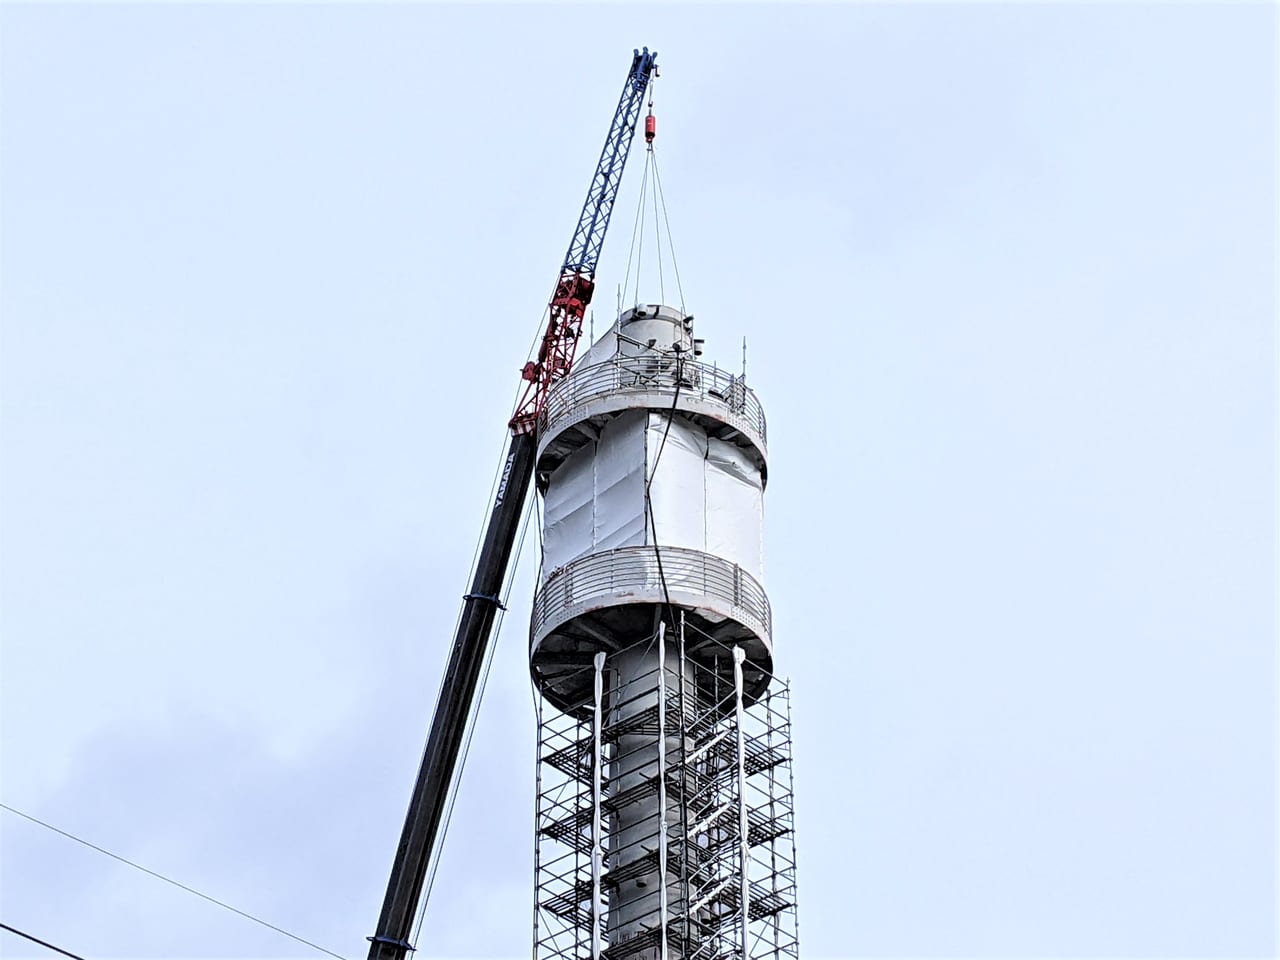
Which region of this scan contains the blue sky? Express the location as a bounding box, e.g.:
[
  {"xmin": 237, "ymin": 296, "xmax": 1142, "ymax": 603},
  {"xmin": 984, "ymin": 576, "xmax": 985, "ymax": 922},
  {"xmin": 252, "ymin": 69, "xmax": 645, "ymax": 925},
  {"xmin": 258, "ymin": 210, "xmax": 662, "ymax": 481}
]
[{"xmin": 0, "ymin": 3, "xmax": 1274, "ymax": 959}]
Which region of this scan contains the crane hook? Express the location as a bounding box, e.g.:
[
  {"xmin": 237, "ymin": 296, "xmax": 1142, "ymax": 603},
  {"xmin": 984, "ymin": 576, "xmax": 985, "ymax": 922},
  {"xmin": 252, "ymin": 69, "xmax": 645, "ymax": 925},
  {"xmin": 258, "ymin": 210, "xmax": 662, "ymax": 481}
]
[{"xmin": 645, "ymin": 76, "xmax": 657, "ymax": 145}]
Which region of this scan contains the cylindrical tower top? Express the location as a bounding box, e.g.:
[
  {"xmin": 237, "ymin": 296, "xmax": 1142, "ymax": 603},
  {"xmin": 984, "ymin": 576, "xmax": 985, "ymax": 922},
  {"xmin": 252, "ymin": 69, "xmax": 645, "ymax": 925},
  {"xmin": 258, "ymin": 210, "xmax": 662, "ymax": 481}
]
[
  {"xmin": 537, "ymin": 304, "xmax": 766, "ymax": 489},
  {"xmin": 530, "ymin": 305, "xmax": 774, "ymax": 714}
]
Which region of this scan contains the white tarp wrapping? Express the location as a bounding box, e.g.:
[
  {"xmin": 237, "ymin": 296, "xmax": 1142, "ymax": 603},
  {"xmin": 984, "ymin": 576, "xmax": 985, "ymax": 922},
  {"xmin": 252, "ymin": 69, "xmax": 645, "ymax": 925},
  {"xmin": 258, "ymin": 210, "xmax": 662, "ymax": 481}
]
[
  {"xmin": 541, "ymin": 403, "xmax": 764, "ymax": 587},
  {"xmin": 542, "ymin": 411, "xmax": 647, "ymax": 576},
  {"xmin": 705, "ymin": 437, "xmax": 764, "ymax": 582},
  {"xmin": 646, "ymin": 413, "xmax": 707, "ymax": 554},
  {"xmin": 542, "ymin": 442, "xmax": 596, "ymax": 574},
  {"xmin": 594, "ymin": 411, "xmax": 647, "ymax": 553}
]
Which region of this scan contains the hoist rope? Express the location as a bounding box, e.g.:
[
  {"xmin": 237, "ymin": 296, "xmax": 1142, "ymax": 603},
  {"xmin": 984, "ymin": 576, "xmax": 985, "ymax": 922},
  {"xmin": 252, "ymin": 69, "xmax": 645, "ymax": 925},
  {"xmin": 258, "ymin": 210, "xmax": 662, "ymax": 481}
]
[
  {"xmin": 621, "ymin": 148, "xmax": 651, "ymax": 311},
  {"xmin": 619, "ymin": 140, "xmax": 685, "ymax": 314},
  {"xmin": 653, "ymin": 145, "xmax": 665, "ymax": 305},
  {"xmin": 650, "ymin": 151, "xmax": 686, "ymax": 315}
]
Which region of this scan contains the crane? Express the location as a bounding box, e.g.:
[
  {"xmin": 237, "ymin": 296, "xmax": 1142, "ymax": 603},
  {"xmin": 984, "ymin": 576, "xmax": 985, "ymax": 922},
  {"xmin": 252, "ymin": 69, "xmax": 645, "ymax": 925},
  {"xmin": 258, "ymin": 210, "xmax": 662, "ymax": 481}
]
[{"xmin": 366, "ymin": 47, "xmax": 658, "ymax": 960}]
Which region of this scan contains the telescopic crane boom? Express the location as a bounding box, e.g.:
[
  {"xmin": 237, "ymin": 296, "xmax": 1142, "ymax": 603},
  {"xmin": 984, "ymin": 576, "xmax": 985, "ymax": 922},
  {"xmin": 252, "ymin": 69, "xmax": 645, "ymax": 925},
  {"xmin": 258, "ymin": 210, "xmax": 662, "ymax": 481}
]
[{"xmin": 367, "ymin": 48, "xmax": 658, "ymax": 960}]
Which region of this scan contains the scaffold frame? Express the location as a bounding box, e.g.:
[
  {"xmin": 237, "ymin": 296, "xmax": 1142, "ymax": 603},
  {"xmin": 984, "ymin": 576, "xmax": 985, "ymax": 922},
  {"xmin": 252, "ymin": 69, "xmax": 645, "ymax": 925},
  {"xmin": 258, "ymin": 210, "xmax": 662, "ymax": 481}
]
[{"xmin": 532, "ymin": 616, "xmax": 800, "ymax": 960}]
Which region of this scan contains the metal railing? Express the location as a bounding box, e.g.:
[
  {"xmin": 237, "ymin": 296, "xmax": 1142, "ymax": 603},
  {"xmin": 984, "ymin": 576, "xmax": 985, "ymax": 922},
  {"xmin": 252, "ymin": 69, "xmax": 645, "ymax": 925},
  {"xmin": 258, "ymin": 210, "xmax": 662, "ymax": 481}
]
[
  {"xmin": 539, "ymin": 354, "xmax": 767, "ymax": 449},
  {"xmin": 532, "ymin": 545, "xmax": 772, "ymax": 643}
]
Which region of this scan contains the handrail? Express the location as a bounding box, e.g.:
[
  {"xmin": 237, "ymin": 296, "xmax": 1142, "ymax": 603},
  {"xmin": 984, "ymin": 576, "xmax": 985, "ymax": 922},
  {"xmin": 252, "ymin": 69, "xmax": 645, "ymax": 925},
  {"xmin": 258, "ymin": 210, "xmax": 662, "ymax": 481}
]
[
  {"xmin": 531, "ymin": 544, "xmax": 772, "ymax": 644},
  {"xmin": 537, "ymin": 354, "xmax": 767, "ymax": 451}
]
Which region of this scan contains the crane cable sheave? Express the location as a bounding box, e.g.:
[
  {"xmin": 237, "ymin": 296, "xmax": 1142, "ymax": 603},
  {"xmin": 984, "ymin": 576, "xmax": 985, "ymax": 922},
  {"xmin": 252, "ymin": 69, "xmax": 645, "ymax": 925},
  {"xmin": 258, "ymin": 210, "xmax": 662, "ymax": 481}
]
[{"xmin": 510, "ymin": 47, "xmax": 658, "ymax": 436}]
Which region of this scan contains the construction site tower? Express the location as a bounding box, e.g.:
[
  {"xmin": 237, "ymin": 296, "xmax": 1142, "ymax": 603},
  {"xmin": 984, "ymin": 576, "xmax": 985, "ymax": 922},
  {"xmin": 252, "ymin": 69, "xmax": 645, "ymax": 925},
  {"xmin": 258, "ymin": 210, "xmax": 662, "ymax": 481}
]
[{"xmin": 529, "ymin": 305, "xmax": 800, "ymax": 960}]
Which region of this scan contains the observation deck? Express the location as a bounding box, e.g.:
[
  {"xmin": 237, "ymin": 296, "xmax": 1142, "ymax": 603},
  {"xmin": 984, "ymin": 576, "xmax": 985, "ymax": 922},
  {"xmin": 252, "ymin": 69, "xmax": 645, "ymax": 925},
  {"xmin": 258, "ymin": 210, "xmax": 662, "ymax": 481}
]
[
  {"xmin": 530, "ymin": 544, "xmax": 773, "ymax": 713},
  {"xmin": 535, "ymin": 353, "xmax": 768, "ymax": 487}
]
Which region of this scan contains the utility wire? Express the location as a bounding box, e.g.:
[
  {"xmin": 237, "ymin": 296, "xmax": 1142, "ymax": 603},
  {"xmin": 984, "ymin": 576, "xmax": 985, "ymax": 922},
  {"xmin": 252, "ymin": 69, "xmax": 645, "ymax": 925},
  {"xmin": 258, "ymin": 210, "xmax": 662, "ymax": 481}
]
[
  {"xmin": 0, "ymin": 804, "xmax": 349, "ymax": 960},
  {"xmin": 0, "ymin": 922, "xmax": 87, "ymax": 960}
]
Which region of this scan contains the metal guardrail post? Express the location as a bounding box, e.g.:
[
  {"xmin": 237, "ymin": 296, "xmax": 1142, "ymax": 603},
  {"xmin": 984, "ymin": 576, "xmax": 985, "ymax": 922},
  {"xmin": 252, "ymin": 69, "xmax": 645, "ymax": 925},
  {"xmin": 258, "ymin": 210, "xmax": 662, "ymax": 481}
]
[
  {"xmin": 732, "ymin": 645, "xmax": 751, "ymax": 959},
  {"xmin": 591, "ymin": 651, "xmax": 606, "ymax": 960},
  {"xmin": 657, "ymin": 622, "xmax": 670, "ymax": 960}
]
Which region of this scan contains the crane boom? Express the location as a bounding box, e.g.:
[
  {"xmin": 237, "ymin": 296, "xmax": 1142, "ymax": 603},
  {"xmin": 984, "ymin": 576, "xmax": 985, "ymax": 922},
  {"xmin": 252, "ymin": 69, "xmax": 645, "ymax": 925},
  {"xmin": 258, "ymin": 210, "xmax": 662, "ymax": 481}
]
[
  {"xmin": 511, "ymin": 46, "xmax": 658, "ymax": 435},
  {"xmin": 366, "ymin": 48, "xmax": 657, "ymax": 960}
]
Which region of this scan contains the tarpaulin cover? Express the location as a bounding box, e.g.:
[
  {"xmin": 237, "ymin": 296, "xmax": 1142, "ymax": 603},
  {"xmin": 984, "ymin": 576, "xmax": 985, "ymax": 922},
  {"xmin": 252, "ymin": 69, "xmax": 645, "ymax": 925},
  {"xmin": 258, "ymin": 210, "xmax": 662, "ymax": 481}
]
[
  {"xmin": 542, "ymin": 442, "xmax": 595, "ymax": 574},
  {"xmin": 541, "ymin": 410, "xmax": 646, "ymax": 575},
  {"xmin": 646, "ymin": 414, "xmax": 707, "ymax": 554},
  {"xmin": 648, "ymin": 413, "xmax": 765, "ymax": 583},
  {"xmin": 594, "ymin": 411, "xmax": 647, "ymax": 552},
  {"xmin": 705, "ymin": 436, "xmax": 764, "ymax": 581},
  {"xmin": 541, "ymin": 407, "xmax": 764, "ymax": 585}
]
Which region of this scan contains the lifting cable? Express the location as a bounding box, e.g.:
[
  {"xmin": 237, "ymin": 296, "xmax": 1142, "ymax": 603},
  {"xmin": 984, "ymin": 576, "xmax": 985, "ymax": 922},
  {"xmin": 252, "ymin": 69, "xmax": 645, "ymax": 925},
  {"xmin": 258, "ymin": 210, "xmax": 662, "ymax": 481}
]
[
  {"xmin": 648, "ymin": 77, "xmax": 665, "ymax": 306},
  {"xmin": 621, "ymin": 151, "xmax": 651, "ymax": 311},
  {"xmin": 620, "ymin": 74, "xmax": 686, "ymax": 316},
  {"xmin": 623, "ymin": 70, "xmax": 690, "ymax": 631},
  {"xmin": 650, "ymin": 151, "xmax": 686, "ymax": 314}
]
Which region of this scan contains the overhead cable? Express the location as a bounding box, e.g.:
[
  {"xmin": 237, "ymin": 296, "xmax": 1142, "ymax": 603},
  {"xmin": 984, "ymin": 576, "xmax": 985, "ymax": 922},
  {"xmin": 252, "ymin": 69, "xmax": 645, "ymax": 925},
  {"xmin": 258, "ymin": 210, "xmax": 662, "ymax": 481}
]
[
  {"xmin": 0, "ymin": 922, "xmax": 88, "ymax": 960},
  {"xmin": 0, "ymin": 803, "xmax": 349, "ymax": 960}
]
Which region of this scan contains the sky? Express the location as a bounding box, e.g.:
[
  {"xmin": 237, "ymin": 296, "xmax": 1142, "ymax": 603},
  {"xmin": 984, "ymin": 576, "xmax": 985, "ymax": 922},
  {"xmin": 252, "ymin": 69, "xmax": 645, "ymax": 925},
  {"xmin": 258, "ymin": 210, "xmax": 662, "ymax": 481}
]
[{"xmin": 0, "ymin": 3, "xmax": 1275, "ymax": 959}]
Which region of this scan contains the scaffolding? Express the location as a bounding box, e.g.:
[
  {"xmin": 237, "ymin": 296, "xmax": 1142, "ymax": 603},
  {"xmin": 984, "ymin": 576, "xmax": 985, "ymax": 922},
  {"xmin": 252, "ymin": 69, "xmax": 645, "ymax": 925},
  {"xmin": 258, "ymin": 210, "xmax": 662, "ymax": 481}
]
[{"xmin": 533, "ymin": 616, "xmax": 799, "ymax": 960}]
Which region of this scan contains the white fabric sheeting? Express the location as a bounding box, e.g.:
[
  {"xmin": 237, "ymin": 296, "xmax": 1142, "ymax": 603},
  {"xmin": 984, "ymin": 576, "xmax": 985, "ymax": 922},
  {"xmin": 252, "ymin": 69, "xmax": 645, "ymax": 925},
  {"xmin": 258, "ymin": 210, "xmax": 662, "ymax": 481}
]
[
  {"xmin": 540, "ymin": 405, "xmax": 765, "ymax": 586},
  {"xmin": 646, "ymin": 413, "xmax": 708, "ymax": 555},
  {"xmin": 593, "ymin": 411, "xmax": 647, "ymax": 552},
  {"xmin": 542, "ymin": 411, "xmax": 648, "ymax": 576},
  {"xmin": 542, "ymin": 442, "xmax": 597, "ymax": 574},
  {"xmin": 705, "ymin": 437, "xmax": 764, "ymax": 582}
]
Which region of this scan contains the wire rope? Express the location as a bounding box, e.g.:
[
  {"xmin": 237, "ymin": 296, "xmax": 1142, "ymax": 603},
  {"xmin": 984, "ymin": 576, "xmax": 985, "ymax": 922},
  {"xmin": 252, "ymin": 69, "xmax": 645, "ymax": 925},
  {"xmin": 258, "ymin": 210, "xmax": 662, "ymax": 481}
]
[
  {"xmin": 621, "ymin": 150, "xmax": 652, "ymax": 311},
  {"xmin": 650, "ymin": 152, "xmax": 686, "ymax": 314},
  {"xmin": 652, "ymin": 147, "xmax": 665, "ymax": 305},
  {"xmin": 619, "ymin": 141, "xmax": 685, "ymax": 318},
  {"xmin": 0, "ymin": 922, "xmax": 88, "ymax": 960},
  {"xmin": 0, "ymin": 805, "xmax": 349, "ymax": 960},
  {"xmin": 642, "ymin": 360, "xmax": 684, "ymax": 625}
]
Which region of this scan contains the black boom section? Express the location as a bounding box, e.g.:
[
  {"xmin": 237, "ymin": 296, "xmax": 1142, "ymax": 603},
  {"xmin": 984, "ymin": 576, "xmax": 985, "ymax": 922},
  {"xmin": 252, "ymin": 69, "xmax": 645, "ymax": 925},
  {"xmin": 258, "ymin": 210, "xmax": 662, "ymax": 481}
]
[
  {"xmin": 367, "ymin": 431, "xmax": 537, "ymax": 960},
  {"xmin": 367, "ymin": 46, "xmax": 656, "ymax": 958}
]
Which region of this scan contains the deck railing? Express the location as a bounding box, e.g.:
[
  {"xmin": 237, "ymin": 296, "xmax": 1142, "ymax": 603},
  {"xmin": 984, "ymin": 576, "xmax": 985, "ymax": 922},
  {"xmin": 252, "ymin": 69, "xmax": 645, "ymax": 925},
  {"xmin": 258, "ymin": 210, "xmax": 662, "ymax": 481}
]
[
  {"xmin": 532, "ymin": 545, "xmax": 772, "ymax": 644},
  {"xmin": 539, "ymin": 354, "xmax": 767, "ymax": 450}
]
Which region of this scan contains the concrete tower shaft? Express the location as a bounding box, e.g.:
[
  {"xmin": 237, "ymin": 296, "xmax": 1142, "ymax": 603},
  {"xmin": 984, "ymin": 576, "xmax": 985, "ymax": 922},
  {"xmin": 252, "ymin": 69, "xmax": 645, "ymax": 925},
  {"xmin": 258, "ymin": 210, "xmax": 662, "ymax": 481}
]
[{"xmin": 530, "ymin": 306, "xmax": 799, "ymax": 960}]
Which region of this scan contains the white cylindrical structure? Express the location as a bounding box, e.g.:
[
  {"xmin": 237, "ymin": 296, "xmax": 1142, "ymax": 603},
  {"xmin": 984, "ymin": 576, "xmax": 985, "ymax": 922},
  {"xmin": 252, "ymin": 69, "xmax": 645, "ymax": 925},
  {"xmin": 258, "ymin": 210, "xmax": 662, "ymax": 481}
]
[
  {"xmin": 531, "ymin": 305, "xmax": 782, "ymax": 960},
  {"xmin": 531, "ymin": 304, "xmax": 772, "ymax": 715}
]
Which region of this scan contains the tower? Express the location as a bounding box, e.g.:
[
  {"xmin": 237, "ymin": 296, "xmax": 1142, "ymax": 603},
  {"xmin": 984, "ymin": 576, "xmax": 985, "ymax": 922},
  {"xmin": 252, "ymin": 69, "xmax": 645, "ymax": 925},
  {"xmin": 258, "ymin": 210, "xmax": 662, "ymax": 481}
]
[{"xmin": 530, "ymin": 305, "xmax": 799, "ymax": 960}]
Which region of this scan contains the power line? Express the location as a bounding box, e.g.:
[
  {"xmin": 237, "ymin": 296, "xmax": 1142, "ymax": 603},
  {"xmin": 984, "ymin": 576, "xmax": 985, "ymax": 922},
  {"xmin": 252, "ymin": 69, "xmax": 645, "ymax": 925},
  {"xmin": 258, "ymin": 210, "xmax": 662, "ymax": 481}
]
[
  {"xmin": 0, "ymin": 921, "xmax": 87, "ymax": 960},
  {"xmin": 0, "ymin": 803, "xmax": 349, "ymax": 960}
]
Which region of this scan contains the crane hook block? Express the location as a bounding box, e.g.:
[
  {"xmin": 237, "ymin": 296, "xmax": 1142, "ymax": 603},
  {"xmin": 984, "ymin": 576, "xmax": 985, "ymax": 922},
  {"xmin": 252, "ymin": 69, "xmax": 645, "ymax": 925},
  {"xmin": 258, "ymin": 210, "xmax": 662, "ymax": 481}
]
[{"xmin": 645, "ymin": 114, "xmax": 656, "ymax": 143}]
